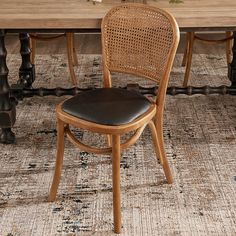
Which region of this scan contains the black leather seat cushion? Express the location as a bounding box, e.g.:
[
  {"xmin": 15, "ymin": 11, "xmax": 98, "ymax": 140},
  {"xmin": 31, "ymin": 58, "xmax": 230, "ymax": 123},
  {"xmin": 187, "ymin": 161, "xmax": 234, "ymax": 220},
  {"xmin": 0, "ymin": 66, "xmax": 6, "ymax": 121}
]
[{"xmin": 62, "ymin": 88, "xmax": 151, "ymax": 126}]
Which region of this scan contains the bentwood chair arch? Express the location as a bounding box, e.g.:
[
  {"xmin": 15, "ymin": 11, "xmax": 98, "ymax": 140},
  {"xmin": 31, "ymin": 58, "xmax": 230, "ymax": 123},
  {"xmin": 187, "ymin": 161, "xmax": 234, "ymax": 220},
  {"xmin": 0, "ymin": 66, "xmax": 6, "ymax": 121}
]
[
  {"xmin": 48, "ymin": 3, "xmax": 179, "ymax": 234},
  {"xmin": 182, "ymin": 31, "xmax": 233, "ymax": 86},
  {"xmin": 29, "ymin": 33, "xmax": 78, "ymax": 85}
]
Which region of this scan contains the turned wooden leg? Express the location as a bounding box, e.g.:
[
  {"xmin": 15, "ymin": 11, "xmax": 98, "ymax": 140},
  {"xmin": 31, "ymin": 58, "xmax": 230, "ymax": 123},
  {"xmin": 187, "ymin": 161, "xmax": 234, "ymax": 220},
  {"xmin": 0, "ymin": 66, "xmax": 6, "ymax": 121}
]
[
  {"xmin": 18, "ymin": 33, "xmax": 35, "ymax": 88},
  {"xmin": 183, "ymin": 32, "xmax": 195, "ymax": 87},
  {"xmin": 66, "ymin": 33, "xmax": 77, "ymax": 86},
  {"xmin": 154, "ymin": 119, "xmax": 173, "ymax": 184},
  {"xmin": 112, "ymin": 134, "xmax": 122, "ymax": 234},
  {"xmin": 148, "ymin": 121, "xmax": 163, "ymax": 165},
  {"xmin": 0, "ymin": 29, "xmax": 16, "ymax": 144},
  {"xmin": 48, "ymin": 119, "xmax": 65, "ymax": 202},
  {"xmin": 226, "ymin": 31, "xmax": 232, "ymax": 64}
]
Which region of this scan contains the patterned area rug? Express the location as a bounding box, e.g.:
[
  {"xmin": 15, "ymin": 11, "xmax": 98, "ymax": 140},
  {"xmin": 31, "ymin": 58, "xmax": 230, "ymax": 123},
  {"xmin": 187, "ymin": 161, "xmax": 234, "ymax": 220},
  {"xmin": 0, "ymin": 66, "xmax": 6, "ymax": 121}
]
[{"xmin": 0, "ymin": 53, "xmax": 235, "ymax": 236}]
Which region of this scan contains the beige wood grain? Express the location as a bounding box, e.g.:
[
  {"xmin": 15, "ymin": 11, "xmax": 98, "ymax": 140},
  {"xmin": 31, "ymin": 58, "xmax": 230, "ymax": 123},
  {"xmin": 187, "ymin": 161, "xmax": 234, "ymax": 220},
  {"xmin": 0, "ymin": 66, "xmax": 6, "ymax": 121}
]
[{"xmin": 0, "ymin": 0, "xmax": 236, "ymax": 29}]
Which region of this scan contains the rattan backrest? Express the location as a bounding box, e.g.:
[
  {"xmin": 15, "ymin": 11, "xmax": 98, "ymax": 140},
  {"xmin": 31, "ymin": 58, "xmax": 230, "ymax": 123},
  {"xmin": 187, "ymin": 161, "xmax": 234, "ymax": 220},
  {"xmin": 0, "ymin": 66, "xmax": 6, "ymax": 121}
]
[{"xmin": 101, "ymin": 3, "xmax": 179, "ymax": 87}]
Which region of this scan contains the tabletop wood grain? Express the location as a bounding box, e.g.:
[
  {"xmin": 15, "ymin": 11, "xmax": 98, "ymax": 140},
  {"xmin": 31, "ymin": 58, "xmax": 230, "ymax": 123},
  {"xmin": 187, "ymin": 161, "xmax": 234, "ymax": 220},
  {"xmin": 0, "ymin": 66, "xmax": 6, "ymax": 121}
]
[{"xmin": 0, "ymin": 0, "xmax": 236, "ymax": 30}]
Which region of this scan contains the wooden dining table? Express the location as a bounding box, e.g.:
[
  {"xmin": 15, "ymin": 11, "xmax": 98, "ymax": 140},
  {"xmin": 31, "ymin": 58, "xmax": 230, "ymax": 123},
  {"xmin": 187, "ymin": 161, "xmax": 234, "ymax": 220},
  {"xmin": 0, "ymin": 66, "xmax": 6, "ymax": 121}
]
[{"xmin": 0, "ymin": 0, "xmax": 236, "ymax": 144}]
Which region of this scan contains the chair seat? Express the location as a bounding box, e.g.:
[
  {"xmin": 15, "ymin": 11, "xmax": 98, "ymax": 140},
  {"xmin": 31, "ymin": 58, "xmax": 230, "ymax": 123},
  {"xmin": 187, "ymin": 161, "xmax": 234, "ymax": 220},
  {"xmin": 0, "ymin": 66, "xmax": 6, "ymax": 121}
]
[{"xmin": 62, "ymin": 88, "xmax": 151, "ymax": 126}]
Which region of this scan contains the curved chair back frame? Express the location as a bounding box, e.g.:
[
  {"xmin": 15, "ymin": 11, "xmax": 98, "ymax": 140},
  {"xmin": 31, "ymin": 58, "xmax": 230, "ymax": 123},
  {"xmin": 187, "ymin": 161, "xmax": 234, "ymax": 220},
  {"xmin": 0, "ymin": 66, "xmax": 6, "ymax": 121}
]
[{"xmin": 101, "ymin": 3, "xmax": 179, "ymax": 113}]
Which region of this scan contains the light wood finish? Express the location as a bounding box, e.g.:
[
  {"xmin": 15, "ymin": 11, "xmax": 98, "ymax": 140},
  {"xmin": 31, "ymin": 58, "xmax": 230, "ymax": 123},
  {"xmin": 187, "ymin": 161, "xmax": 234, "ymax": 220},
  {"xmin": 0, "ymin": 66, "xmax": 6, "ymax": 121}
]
[
  {"xmin": 30, "ymin": 33, "xmax": 78, "ymax": 85},
  {"xmin": 48, "ymin": 4, "xmax": 179, "ymax": 234},
  {"xmin": 182, "ymin": 31, "xmax": 233, "ymax": 86},
  {"xmin": 106, "ymin": 134, "xmax": 112, "ymax": 147},
  {"xmin": 29, "ymin": 36, "xmax": 36, "ymax": 64},
  {"xmin": 148, "ymin": 121, "xmax": 163, "ymax": 165},
  {"xmin": 111, "ymin": 134, "xmax": 121, "ymax": 234},
  {"xmin": 182, "ymin": 32, "xmax": 195, "ymax": 87},
  {"xmin": 65, "ymin": 33, "xmax": 78, "ymax": 85},
  {"xmin": 1, "ymin": 0, "xmax": 236, "ymax": 30},
  {"xmin": 71, "ymin": 33, "xmax": 79, "ymax": 67},
  {"xmin": 48, "ymin": 119, "xmax": 65, "ymax": 202},
  {"xmin": 148, "ymin": 120, "xmax": 173, "ymax": 183}
]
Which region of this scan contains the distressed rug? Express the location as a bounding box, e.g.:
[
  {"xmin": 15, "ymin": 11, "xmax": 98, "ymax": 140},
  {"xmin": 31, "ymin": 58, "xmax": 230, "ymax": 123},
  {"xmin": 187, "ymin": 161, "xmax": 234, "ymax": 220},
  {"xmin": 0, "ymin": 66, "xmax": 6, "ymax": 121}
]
[{"xmin": 0, "ymin": 53, "xmax": 235, "ymax": 236}]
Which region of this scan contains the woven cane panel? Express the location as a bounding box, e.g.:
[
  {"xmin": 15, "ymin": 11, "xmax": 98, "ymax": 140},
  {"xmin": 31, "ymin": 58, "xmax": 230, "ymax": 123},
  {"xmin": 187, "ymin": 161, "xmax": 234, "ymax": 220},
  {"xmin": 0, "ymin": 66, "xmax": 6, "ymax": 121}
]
[{"xmin": 102, "ymin": 4, "xmax": 175, "ymax": 83}]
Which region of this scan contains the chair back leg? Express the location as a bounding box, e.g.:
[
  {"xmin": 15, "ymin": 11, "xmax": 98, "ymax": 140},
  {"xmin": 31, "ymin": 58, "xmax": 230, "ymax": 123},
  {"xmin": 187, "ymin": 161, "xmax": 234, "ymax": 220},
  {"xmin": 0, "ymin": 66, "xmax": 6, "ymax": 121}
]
[
  {"xmin": 153, "ymin": 120, "xmax": 173, "ymax": 184},
  {"xmin": 148, "ymin": 121, "xmax": 163, "ymax": 165}
]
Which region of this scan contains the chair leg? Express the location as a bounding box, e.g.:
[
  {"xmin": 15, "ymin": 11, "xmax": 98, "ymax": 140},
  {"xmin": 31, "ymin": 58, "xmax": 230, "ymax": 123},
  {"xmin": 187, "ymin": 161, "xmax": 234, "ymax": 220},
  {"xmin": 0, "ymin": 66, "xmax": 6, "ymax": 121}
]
[
  {"xmin": 181, "ymin": 32, "xmax": 190, "ymax": 67},
  {"xmin": 154, "ymin": 120, "xmax": 173, "ymax": 184},
  {"xmin": 30, "ymin": 37, "xmax": 36, "ymax": 65},
  {"xmin": 106, "ymin": 134, "xmax": 112, "ymax": 147},
  {"xmin": 48, "ymin": 119, "xmax": 65, "ymax": 202},
  {"xmin": 71, "ymin": 33, "xmax": 79, "ymax": 66},
  {"xmin": 183, "ymin": 32, "xmax": 195, "ymax": 87},
  {"xmin": 66, "ymin": 33, "xmax": 78, "ymax": 86},
  {"xmin": 111, "ymin": 134, "xmax": 122, "ymax": 234},
  {"xmin": 148, "ymin": 121, "xmax": 163, "ymax": 165},
  {"xmin": 226, "ymin": 31, "xmax": 232, "ymax": 64}
]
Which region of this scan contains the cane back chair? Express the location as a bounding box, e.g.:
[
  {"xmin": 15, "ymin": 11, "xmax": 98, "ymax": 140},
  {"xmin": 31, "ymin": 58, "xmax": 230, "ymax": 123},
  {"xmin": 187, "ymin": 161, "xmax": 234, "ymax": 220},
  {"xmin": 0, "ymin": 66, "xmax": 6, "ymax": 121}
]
[
  {"xmin": 30, "ymin": 32, "xmax": 78, "ymax": 85},
  {"xmin": 182, "ymin": 31, "xmax": 233, "ymax": 86},
  {"xmin": 48, "ymin": 3, "xmax": 179, "ymax": 234}
]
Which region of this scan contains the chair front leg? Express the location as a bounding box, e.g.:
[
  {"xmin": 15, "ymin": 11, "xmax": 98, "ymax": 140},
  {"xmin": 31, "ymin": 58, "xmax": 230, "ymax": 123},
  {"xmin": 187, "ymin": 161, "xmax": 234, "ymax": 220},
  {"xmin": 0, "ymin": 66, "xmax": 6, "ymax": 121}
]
[
  {"xmin": 48, "ymin": 118, "xmax": 65, "ymax": 202},
  {"xmin": 112, "ymin": 134, "xmax": 122, "ymax": 234}
]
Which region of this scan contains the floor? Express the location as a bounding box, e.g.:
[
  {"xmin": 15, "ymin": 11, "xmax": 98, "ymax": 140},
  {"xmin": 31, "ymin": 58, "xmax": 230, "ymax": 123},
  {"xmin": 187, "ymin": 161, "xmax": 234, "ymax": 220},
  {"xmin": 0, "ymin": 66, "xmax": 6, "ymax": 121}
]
[
  {"xmin": 0, "ymin": 32, "xmax": 235, "ymax": 236},
  {"xmin": 0, "ymin": 49, "xmax": 235, "ymax": 235}
]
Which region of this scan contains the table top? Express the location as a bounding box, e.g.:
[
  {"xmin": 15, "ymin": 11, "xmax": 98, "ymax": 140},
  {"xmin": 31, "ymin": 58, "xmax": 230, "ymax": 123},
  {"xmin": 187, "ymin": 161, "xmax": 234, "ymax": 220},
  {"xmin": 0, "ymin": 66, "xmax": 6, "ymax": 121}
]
[{"xmin": 1, "ymin": 0, "xmax": 236, "ymax": 31}]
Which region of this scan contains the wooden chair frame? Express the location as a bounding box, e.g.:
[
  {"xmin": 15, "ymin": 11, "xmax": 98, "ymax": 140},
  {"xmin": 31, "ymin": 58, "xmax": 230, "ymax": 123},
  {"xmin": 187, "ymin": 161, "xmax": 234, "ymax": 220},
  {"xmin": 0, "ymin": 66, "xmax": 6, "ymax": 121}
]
[
  {"xmin": 30, "ymin": 32, "xmax": 78, "ymax": 85},
  {"xmin": 48, "ymin": 4, "xmax": 180, "ymax": 234},
  {"xmin": 182, "ymin": 31, "xmax": 233, "ymax": 87}
]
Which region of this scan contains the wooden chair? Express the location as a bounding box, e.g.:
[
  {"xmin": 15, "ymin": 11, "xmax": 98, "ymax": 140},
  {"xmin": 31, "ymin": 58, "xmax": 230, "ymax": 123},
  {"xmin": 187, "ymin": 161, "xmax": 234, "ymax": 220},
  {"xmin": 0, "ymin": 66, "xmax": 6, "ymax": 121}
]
[
  {"xmin": 48, "ymin": 3, "xmax": 179, "ymax": 234},
  {"xmin": 30, "ymin": 32, "xmax": 78, "ymax": 85},
  {"xmin": 182, "ymin": 31, "xmax": 233, "ymax": 86}
]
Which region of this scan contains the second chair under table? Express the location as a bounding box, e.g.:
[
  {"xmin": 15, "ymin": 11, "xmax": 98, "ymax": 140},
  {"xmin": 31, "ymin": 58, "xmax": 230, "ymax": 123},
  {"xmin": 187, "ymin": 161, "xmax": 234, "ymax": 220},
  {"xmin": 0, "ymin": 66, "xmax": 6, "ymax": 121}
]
[
  {"xmin": 182, "ymin": 31, "xmax": 233, "ymax": 86},
  {"xmin": 29, "ymin": 32, "xmax": 78, "ymax": 86}
]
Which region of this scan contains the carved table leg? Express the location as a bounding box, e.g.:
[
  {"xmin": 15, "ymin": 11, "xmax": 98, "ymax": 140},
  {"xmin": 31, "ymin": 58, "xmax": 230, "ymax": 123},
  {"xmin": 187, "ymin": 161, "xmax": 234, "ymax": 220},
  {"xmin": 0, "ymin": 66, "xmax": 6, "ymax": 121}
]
[
  {"xmin": 0, "ymin": 29, "xmax": 16, "ymax": 144},
  {"xmin": 228, "ymin": 31, "xmax": 236, "ymax": 94},
  {"xmin": 18, "ymin": 33, "xmax": 35, "ymax": 88}
]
